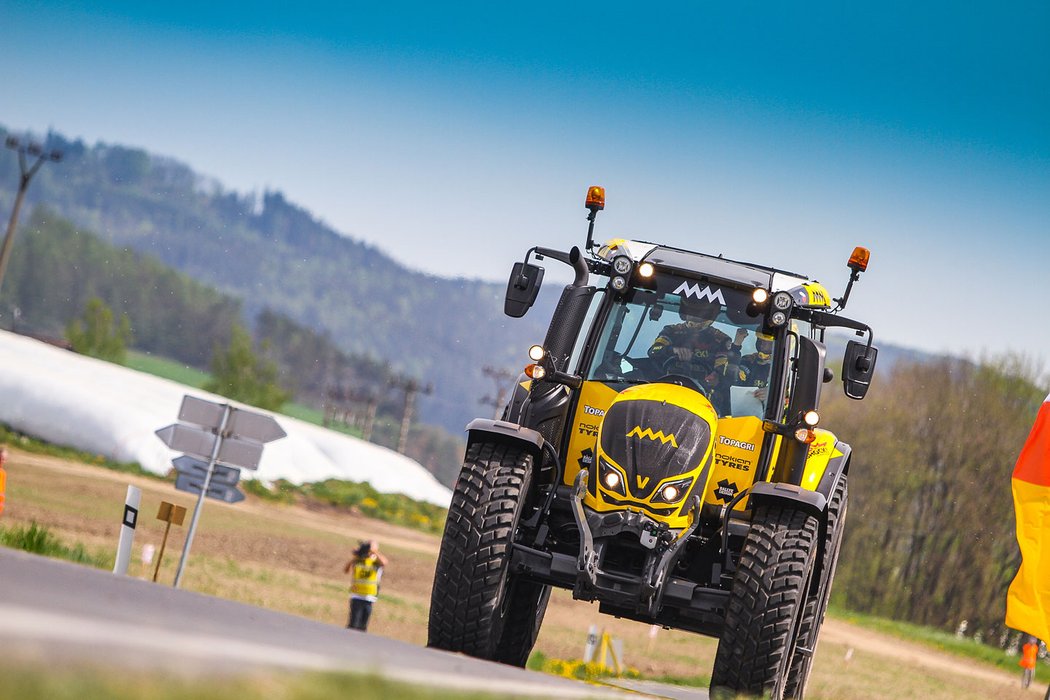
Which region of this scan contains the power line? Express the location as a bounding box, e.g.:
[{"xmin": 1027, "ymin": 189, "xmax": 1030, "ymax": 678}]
[
  {"xmin": 479, "ymin": 365, "xmax": 518, "ymax": 420},
  {"xmin": 1, "ymin": 135, "xmax": 62, "ymax": 294}
]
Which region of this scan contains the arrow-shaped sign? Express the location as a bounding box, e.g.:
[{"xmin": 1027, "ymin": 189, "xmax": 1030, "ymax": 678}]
[
  {"xmin": 156, "ymin": 423, "xmax": 216, "ymax": 460},
  {"xmin": 174, "ymin": 473, "xmax": 245, "ymax": 504},
  {"xmin": 171, "ymin": 455, "xmax": 241, "ymax": 487},
  {"xmin": 156, "ymin": 424, "xmax": 265, "ymax": 470},
  {"xmin": 176, "ymin": 396, "xmax": 285, "ymax": 443}
]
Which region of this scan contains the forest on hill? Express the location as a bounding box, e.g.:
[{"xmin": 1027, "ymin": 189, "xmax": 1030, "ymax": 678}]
[
  {"xmin": 0, "ymin": 208, "xmax": 464, "ymax": 484},
  {"xmin": 0, "ymin": 124, "xmax": 554, "ymax": 436}
]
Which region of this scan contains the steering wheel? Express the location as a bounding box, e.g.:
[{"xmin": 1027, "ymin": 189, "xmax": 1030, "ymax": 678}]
[{"xmin": 655, "ymin": 373, "xmax": 707, "ymax": 396}]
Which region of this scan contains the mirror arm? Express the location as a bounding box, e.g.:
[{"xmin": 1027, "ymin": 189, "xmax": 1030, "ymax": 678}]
[{"xmin": 794, "ymin": 309, "xmax": 874, "ymax": 348}]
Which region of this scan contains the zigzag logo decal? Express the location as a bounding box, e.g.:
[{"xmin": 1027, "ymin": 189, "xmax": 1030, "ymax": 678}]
[
  {"xmin": 626, "ymin": 426, "xmax": 679, "ymax": 448},
  {"xmin": 673, "ymin": 281, "xmax": 726, "ymax": 305}
]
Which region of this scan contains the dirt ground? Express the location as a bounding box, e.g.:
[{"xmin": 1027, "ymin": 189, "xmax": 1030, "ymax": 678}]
[{"xmin": 2, "ymin": 448, "xmax": 1045, "ymax": 699}]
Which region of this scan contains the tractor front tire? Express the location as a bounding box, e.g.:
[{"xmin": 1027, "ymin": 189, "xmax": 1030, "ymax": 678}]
[
  {"xmin": 427, "ymin": 441, "xmax": 546, "ymax": 665},
  {"xmin": 710, "ymin": 504, "xmax": 820, "ymax": 699}
]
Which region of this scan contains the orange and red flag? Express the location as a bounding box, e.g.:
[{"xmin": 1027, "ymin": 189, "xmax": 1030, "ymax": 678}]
[{"xmin": 1006, "ymin": 392, "xmax": 1050, "ymax": 641}]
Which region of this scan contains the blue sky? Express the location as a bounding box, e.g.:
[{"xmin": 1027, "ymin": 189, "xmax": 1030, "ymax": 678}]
[{"xmin": 2, "ymin": 1, "xmax": 1048, "ymax": 365}]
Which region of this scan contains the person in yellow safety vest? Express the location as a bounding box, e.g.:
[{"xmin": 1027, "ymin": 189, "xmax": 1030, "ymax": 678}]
[
  {"xmin": 343, "ymin": 539, "xmax": 388, "ymax": 631},
  {"xmin": 0, "ymin": 446, "xmax": 8, "ymax": 517}
]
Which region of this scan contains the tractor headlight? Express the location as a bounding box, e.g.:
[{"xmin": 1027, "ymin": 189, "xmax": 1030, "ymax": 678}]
[
  {"xmin": 528, "ymin": 344, "xmax": 546, "ymax": 361},
  {"xmin": 651, "ymin": 477, "xmax": 693, "ymax": 504},
  {"xmin": 611, "ymin": 276, "xmax": 628, "ymax": 291},
  {"xmin": 598, "ymin": 457, "xmax": 627, "ymax": 496},
  {"xmin": 769, "ymin": 311, "xmax": 788, "ymax": 327},
  {"xmin": 752, "ymin": 288, "xmax": 769, "ymax": 304},
  {"xmin": 638, "ymin": 262, "xmax": 655, "ymax": 278}
]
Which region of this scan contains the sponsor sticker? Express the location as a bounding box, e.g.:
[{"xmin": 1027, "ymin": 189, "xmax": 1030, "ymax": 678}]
[
  {"xmin": 714, "ymin": 479, "xmax": 738, "ymax": 503},
  {"xmin": 714, "ymin": 452, "xmax": 751, "ymax": 471},
  {"xmin": 718, "ymin": 435, "xmax": 756, "ymax": 451},
  {"xmin": 577, "ymin": 421, "xmax": 599, "ymax": 437}
]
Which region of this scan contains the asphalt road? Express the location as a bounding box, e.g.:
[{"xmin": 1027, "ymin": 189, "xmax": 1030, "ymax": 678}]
[{"xmin": 0, "ymin": 548, "xmax": 708, "ymax": 699}]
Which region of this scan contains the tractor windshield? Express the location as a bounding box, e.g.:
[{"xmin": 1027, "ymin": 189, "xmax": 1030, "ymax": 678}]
[{"xmin": 585, "ymin": 280, "xmax": 773, "ymax": 416}]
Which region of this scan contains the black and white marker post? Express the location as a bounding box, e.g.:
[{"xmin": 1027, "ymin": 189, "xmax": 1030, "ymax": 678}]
[{"xmin": 113, "ymin": 484, "xmax": 141, "ymax": 575}]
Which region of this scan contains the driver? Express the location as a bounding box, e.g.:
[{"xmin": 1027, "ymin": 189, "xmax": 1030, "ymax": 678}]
[{"xmin": 647, "ymin": 298, "xmax": 742, "ymax": 407}]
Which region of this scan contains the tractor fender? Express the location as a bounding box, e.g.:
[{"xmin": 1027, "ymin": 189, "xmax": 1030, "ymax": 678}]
[
  {"xmin": 748, "ymin": 481, "xmax": 827, "ymax": 517},
  {"xmin": 815, "ymin": 440, "xmax": 851, "ymax": 503},
  {"xmin": 749, "ymin": 440, "xmax": 850, "ymax": 518},
  {"xmin": 465, "ymin": 418, "xmax": 548, "ymax": 461}
]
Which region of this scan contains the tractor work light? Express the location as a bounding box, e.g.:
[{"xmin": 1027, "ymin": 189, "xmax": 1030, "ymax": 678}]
[
  {"xmin": 586, "ymin": 186, "xmax": 606, "ymax": 211},
  {"xmin": 752, "ymin": 288, "xmax": 769, "ymax": 304},
  {"xmin": 612, "ymin": 255, "xmax": 632, "ymax": 275},
  {"xmin": 803, "ymin": 410, "xmax": 820, "ymax": 427},
  {"xmin": 525, "ymin": 363, "xmax": 546, "ymax": 380},
  {"xmin": 638, "ymin": 262, "xmax": 655, "ymax": 278},
  {"xmin": 772, "ymin": 291, "xmax": 793, "ymax": 311},
  {"xmin": 528, "ymin": 344, "xmax": 546, "ymax": 361},
  {"xmin": 848, "ymin": 246, "xmax": 871, "ymax": 272}
]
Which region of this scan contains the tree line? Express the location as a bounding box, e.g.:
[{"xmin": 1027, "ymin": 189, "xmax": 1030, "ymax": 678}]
[
  {"xmin": 0, "ymin": 125, "xmax": 554, "ymax": 436},
  {"xmin": 0, "ymin": 207, "xmax": 465, "ymax": 484},
  {"xmin": 822, "ymin": 354, "xmax": 1046, "ymax": 644}
]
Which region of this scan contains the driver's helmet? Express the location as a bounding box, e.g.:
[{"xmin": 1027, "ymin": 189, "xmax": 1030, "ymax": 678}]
[
  {"xmin": 755, "ymin": 333, "xmax": 774, "ymax": 360},
  {"xmin": 678, "ymin": 298, "xmax": 720, "ymax": 326}
]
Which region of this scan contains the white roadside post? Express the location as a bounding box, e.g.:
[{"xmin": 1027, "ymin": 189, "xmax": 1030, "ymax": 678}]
[
  {"xmin": 113, "ymin": 484, "xmax": 141, "ymax": 575},
  {"xmin": 583, "ymin": 624, "xmax": 599, "ymax": 663}
]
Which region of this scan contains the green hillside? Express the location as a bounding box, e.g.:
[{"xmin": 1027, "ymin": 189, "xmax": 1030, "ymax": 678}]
[{"xmin": 0, "ymin": 125, "xmax": 554, "ymax": 434}]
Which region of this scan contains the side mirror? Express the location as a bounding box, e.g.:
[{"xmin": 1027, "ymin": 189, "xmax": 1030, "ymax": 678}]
[
  {"xmin": 843, "ymin": 340, "xmax": 878, "ymax": 399},
  {"xmin": 504, "ymin": 262, "xmax": 544, "ymax": 318}
]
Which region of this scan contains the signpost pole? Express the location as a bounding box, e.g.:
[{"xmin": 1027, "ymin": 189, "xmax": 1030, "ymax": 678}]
[{"xmin": 173, "ymin": 403, "xmax": 230, "ymax": 588}]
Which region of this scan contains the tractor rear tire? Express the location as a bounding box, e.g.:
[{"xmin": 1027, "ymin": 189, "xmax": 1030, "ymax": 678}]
[
  {"xmin": 710, "ymin": 504, "xmax": 820, "ymax": 700},
  {"xmin": 783, "ymin": 476, "xmax": 849, "ymax": 698},
  {"xmin": 427, "ymin": 441, "xmax": 546, "ymax": 665}
]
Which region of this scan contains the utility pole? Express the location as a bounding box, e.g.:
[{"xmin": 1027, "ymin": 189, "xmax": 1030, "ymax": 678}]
[
  {"xmin": 1, "ymin": 135, "xmax": 61, "ymax": 294},
  {"xmin": 392, "ymin": 376, "xmax": 432, "ymax": 454},
  {"xmin": 480, "ymin": 365, "xmax": 517, "ymax": 419}
]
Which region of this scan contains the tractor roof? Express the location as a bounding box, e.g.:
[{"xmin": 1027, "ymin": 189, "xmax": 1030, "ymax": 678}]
[{"xmin": 600, "ymin": 239, "xmax": 811, "ymax": 291}]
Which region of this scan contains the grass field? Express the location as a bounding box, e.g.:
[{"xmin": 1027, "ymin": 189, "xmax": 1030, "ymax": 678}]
[{"xmin": 2, "ymin": 448, "xmax": 1044, "ymax": 700}]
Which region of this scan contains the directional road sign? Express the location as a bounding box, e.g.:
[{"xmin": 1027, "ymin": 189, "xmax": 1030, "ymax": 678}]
[
  {"xmin": 177, "ymin": 395, "xmax": 286, "ymax": 443},
  {"xmin": 157, "ymin": 395, "xmax": 286, "ymax": 587},
  {"xmin": 174, "ymin": 473, "xmax": 245, "ymax": 504},
  {"xmin": 172, "ymin": 455, "xmax": 241, "ymax": 488},
  {"xmin": 155, "ymin": 424, "xmax": 265, "ymax": 470}
]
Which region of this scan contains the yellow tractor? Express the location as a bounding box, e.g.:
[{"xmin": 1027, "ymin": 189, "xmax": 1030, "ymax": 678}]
[{"xmin": 428, "ymin": 187, "xmax": 878, "ymax": 699}]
